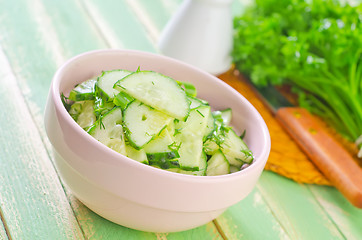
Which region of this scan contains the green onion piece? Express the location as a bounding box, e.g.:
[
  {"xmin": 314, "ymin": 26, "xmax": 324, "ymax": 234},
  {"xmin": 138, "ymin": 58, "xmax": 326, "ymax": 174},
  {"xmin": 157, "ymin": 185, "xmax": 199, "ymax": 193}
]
[
  {"xmin": 177, "ymin": 81, "xmax": 197, "ymax": 97},
  {"xmin": 113, "ymin": 91, "xmax": 134, "ymax": 110}
]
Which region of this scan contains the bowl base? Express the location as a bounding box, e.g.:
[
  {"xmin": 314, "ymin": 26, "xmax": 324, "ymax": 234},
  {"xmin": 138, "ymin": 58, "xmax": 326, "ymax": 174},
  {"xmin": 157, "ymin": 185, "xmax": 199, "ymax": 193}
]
[{"xmin": 54, "ymin": 149, "xmax": 225, "ymax": 233}]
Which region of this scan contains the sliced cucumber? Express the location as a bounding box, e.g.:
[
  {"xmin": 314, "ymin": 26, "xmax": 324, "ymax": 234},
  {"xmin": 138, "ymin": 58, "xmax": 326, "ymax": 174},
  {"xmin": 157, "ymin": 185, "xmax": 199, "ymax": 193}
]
[
  {"xmin": 76, "ymin": 100, "xmax": 96, "ymax": 130},
  {"xmin": 177, "ymin": 140, "xmax": 203, "ymax": 171},
  {"xmin": 174, "ymin": 105, "xmax": 211, "ymax": 170},
  {"xmin": 114, "ymin": 71, "xmax": 190, "ymax": 120},
  {"xmin": 221, "ymin": 128, "xmax": 254, "ymax": 165},
  {"xmin": 88, "ymin": 107, "xmax": 126, "ymax": 155},
  {"xmin": 166, "ymin": 119, "xmax": 176, "ymax": 137},
  {"xmin": 143, "ymin": 128, "xmax": 181, "ymax": 168},
  {"xmin": 123, "ymin": 100, "xmax": 173, "ymax": 149},
  {"xmin": 188, "ymin": 96, "xmax": 208, "ymax": 110},
  {"xmin": 174, "ymin": 106, "xmax": 211, "ymax": 140},
  {"xmin": 203, "ymin": 139, "xmax": 219, "ymax": 155},
  {"xmin": 206, "ymin": 150, "xmax": 230, "ymax": 176},
  {"xmin": 203, "ymin": 109, "xmax": 215, "ymax": 141},
  {"xmin": 93, "ymin": 96, "xmax": 115, "ymax": 118},
  {"xmin": 68, "ymin": 100, "xmax": 96, "ymax": 130},
  {"xmin": 229, "ymin": 165, "xmax": 240, "ymax": 173},
  {"xmin": 69, "ymin": 78, "xmax": 96, "ymax": 101},
  {"xmin": 97, "ymin": 70, "xmax": 132, "ymax": 99},
  {"xmin": 69, "ymin": 101, "xmax": 83, "ymax": 121},
  {"xmin": 65, "ymin": 69, "xmax": 254, "ymax": 175},
  {"xmin": 125, "ymin": 144, "xmax": 148, "ymax": 164},
  {"xmin": 143, "ymin": 129, "xmax": 174, "ymax": 153},
  {"xmin": 106, "ymin": 138, "xmax": 127, "ymax": 156},
  {"xmin": 176, "ymin": 150, "xmax": 207, "ymax": 176}
]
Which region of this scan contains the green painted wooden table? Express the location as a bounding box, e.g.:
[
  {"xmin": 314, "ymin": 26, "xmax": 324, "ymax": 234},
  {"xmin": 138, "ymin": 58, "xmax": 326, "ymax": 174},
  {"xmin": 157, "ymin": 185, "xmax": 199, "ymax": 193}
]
[{"xmin": 0, "ymin": 0, "xmax": 361, "ymax": 239}]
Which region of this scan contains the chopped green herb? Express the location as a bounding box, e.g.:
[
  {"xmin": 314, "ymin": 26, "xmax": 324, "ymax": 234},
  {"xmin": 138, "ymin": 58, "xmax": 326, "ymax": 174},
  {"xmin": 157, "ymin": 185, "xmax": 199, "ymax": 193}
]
[
  {"xmin": 240, "ymin": 129, "xmax": 246, "ymax": 139},
  {"xmin": 168, "ymin": 141, "xmax": 181, "ymax": 151},
  {"xmin": 61, "ymin": 93, "xmax": 72, "ymax": 111},
  {"xmin": 196, "ymin": 109, "xmax": 204, "ymax": 117},
  {"xmin": 173, "ymin": 128, "xmax": 182, "ymax": 136}
]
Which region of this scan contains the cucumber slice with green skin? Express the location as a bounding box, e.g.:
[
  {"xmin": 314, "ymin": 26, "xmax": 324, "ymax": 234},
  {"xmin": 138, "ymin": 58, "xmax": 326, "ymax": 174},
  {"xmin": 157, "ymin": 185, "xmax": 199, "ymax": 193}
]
[
  {"xmin": 143, "ymin": 129, "xmax": 174, "ymax": 153},
  {"xmin": 203, "ymin": 139, "xmax": 219, "ymax": 155},
  {"xmin": 229, "ymin": 165, "xmax": 240, "ymax": 173},
  {"xmin": 221, "ymin": 128, "xmax": 254, "ymax": 165},
  {"xmin": 114, "ymin": 71, "xmax": 190, "ymax": 120},
  {"xmin": 166, "ymin": 119, "xmax": 176, "ymax": 137},
  {"xmin": 143, "ymin": 129, "xmax": 180, "ymax": 165},
  {"xmin": 69, "ymin": 78, "xmax": 96, "ymax": 101},
  {"xmin": 123, "ymin": 100, "xmax": 173, "ymax": 149},
  {"xmin": 204, "ymin": 130, "xmax": 253, "ymax": 167},
  {"xmin": 206, "ymin": 150, "xmax": 230, "ymax": 176},
  {"xmin": 203, "ymin": 109, "xmax": 215, "ymax": 141},
  {"xmin": 174, "ymin": 150, "xmax": 207, "ymax": 176},
  {"xmin": 174, "ymin": 105, "xmax": 211, "ymax": 170},
  {"xmin": 88, "ymin": 107, "xmax": 127, "ymax": 155},
  {"xmin": 76, "ymin": 101, "xmax": 96, "ymax": 130},
  {"xmin": 177, "ymin": 140, "xmax": 204, "ymax": 171},
  {"xmin": 188, "ymin": 96, "xmax": 208, "ymax": 110},
  {"xmin": 97, "ymin": 69, "xmax": 132, "ymax": 99},
  {"xmin": 125, "ymin": 144, "xmax": 148, "ymax": 164},
  {"xmin": 203, "ymin": 108, "xmax": 253, "ymax": 167},
  {"xmin": 69, "ymin": 102, "xmax": 83, "ymax": 121}
]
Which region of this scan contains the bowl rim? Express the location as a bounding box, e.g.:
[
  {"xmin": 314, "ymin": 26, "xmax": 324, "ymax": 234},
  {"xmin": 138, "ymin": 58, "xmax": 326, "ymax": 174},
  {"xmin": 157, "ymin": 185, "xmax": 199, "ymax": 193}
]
[{"xmin": 50, "ymin": 49, "xmax": 271, "ymax": 183}]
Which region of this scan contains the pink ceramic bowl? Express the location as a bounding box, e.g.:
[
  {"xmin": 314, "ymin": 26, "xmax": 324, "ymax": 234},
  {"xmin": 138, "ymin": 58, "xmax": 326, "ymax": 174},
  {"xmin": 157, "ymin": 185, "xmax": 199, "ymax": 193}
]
[{"xmin": 44, "ymin": 49, "xmax": 270, "ymax": 232}]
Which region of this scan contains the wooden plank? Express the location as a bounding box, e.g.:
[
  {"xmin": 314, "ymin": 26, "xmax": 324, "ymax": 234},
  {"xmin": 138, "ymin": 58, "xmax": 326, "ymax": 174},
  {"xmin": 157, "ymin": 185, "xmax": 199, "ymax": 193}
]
[
  {"xmin": 0, "ymin": 0, "xmax": 108, "ymax": 111},
  {"xmin": 67, "ymin": 195, "xmax": 158, "ymax": 240},
  {"xmin": 126, "ymin": 0, "xmax": 182, "ymax": 44},
  {"xmin": 0, "ymin": 45, "xmax": 84, "ymax": 239},
  {"xmin": 309, "ymin": 185, "xmax": 362, "ymax": 240},
  {"xmin": 258, "ymin": 172, "xmax": 344, "ymax": 240},
  {"xmin": 166, "ymin": 223, "xmax": 222, "ymax": 240},
  {"xmin": 68, "ymin": 194, "xmax": 222, "ymax": 239},
  {"xmin": 215, "ymin": 187, "xmax": 290, "ymax": 240},
  {"xmin": 81, "ymin": 0, "xmax": 156, "ymax": 51}
]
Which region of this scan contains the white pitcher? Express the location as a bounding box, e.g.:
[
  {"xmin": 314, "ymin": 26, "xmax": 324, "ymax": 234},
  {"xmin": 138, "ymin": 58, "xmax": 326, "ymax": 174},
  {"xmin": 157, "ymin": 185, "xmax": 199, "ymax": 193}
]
[{"xmin": 158, "ymin": 0, "xmax": 233, "ymax": 75}]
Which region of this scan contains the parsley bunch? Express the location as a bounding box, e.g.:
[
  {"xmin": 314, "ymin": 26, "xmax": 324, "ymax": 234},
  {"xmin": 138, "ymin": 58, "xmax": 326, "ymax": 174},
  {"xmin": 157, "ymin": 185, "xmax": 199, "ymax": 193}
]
[{"xmin": 232, "ymin": 0, "xmax": 362, "ymax": 157}]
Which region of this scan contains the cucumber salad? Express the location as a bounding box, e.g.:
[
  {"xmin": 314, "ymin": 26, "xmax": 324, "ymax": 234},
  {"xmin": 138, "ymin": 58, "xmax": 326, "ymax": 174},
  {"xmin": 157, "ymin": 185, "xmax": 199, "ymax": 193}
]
[{"xmin": 62, "ymin": 69, "xmax": 254, "ymax": 176}]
